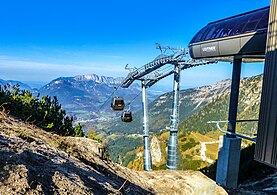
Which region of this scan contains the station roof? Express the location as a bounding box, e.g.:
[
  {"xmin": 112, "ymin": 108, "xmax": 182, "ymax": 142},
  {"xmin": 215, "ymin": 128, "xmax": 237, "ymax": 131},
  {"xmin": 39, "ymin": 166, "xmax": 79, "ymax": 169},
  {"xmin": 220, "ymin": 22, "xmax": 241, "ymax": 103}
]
[{"xmin": 190, "ymin": 6, "xmax": 269, "ymax": 44}]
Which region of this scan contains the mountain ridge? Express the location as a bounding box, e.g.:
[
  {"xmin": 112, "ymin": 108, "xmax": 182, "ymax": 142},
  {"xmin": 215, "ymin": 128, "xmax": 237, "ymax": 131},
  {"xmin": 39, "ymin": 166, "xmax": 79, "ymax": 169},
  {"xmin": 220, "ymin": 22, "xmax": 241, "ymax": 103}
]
[
  {"xmin": 0, "ymin": 79, "xmax": 32, "ymax": 90},
  {"xmin": 0, "ymin": 74, "xmax": 159, "ymax": 132},
  {"xmin": 38, "ymin": 74, "xmax": 157, "ymax": 130},
  {"xmin": 73, "ymin": 74, "xmax": 124, "ymax": 85},
  {"xmin": 107, "ymin": 74, "xmax": 263, "ymax": 170},
  {"xmin": 107, "ymin": 77, "xmax": 232, "ymax": 135}
]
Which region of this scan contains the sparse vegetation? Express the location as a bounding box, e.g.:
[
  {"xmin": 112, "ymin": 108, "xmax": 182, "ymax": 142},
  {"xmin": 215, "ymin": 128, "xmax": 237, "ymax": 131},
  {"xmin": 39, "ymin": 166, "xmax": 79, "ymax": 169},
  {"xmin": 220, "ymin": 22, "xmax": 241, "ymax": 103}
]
[
  {"xmin": 87, "ymin": 128, "xmax": 102, "ymax": 142},
  {"xmin": 180, "ymin": 138, "xmax": 199, "ymax": 151},
  {"xmin": 178, "ymin": 154, "xmax": 202, "ymax": 171},
  {"xmin": 0, "ymin": 84, "xmax": 84, "ymax": 137},
  {"xmin": 107, "ymin": 136, "xmax": 142, "ymax": 165}
]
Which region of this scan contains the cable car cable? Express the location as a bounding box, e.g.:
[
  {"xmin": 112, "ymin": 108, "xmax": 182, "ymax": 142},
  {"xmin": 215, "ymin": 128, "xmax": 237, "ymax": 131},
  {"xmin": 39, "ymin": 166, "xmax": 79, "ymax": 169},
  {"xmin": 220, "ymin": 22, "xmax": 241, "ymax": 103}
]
[
  {"xmin": 128, "ymin": 91, "xmax": 142, "ymax": 106},
  {"xmin": 98, "ymin": 84, "xmax": 122, "ymax": 111},
  {"xmin": 121, "ymin": 91, "xmax": 142, "ymax": 122}
]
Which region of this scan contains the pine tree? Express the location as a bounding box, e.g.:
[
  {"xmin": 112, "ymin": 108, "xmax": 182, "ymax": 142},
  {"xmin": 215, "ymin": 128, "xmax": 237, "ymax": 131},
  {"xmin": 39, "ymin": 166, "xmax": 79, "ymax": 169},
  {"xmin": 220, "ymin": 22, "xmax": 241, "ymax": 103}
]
[{"xmin": 0, "ymin": 84, "xmax": 84, "ymax": 137}]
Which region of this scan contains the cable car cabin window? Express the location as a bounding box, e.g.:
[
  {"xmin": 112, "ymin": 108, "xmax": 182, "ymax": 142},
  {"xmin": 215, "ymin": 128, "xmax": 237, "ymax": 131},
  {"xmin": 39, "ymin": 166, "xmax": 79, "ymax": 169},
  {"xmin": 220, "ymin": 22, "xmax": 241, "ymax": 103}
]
[
  {"xmin": 115, "ymin": 99, "xmax": 124, "ymax": 106},
  {"xmin": 115, "ymin": 100, "xmax": 124, "ymax": 108}
]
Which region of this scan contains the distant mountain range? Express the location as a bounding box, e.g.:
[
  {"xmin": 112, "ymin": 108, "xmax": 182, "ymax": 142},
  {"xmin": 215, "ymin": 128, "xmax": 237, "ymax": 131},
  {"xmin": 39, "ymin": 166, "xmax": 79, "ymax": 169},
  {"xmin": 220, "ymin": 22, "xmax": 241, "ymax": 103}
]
[
  {"xmin": 1, "ymin": 74, "xmax": 264, "ymax": 172},
  {"xmin": 0, "ymin": 79, "xmax": 32, "ymax": 90},
  {"xmin": 0, "ymin": 74, "xmax": 159, "ymax": 130},
  {"xmin": 39, "ymin": 74, "xmax": 160, "ymax": 128}
]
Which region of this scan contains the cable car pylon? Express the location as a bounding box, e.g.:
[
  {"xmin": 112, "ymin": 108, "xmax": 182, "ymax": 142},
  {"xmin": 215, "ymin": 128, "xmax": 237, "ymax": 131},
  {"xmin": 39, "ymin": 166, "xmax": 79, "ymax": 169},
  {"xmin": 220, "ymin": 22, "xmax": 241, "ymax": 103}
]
[
  {"xmin": 141, "ymin": 79, "xmax": 152, "ymax": 170},
  {"xmin": 166, "ymin": 63, "xmax": 181, "ymax": 170},
  {"xmin": 121, "ymin": 44, "xmax": 217, "ymax": 171}
]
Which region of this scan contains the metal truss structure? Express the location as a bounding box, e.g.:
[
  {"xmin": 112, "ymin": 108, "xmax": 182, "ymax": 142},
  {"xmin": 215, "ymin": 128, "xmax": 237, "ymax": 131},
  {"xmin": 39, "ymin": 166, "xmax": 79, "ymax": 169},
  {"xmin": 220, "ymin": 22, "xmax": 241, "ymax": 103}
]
[{"xmin": 121, "ymin": 44, "xmax": 217, "ymax": 170}]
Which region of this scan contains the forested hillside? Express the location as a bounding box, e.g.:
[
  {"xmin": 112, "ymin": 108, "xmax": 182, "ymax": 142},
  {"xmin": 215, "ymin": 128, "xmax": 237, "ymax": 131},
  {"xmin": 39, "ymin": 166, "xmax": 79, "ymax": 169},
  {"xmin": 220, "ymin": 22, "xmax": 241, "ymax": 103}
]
[
  {"xmin": 108, "ymin": 75, "xmax": 263, "ymax": 170},
  {"xmin": 107, "ymin": 78, "xmax": 231, "ymax": 135}
]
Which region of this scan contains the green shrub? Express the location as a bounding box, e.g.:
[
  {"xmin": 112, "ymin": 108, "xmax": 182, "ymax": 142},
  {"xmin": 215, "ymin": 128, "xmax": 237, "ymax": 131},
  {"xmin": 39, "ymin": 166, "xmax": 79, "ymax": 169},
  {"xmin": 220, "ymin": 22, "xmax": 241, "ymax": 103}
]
[
  {"xmin": 0, "ymin": 84, "xmax": 83, "ymax": 137},
  {"xmin": 74, "ymin": 123, "xmax": 85, "ymax": 137},
  {"xmin": 87, "ymin": 128, "xmax": 101, "ymax": 142},
  {"xmin": 107, "ymin": 136, "xmax": 143, "ymax": 164},
  {"xmin": 180, "ymin": 138, "xmax": 199, "ymax": 151}
]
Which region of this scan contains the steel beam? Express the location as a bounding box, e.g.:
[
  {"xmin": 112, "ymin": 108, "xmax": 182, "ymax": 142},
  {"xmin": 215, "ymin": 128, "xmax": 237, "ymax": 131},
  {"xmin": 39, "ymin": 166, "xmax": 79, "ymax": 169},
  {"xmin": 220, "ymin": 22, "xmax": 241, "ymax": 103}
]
[
  {"xmin": 227, "ymin": 58, "xmax": 242, "ymax": 135},
  {"xmin": 166, "ymin": 64, "xmax": 181, "ymax": 170},
  {"xmin": 141, "ymin": 80, "xmax": 152, "ymax": 171}
]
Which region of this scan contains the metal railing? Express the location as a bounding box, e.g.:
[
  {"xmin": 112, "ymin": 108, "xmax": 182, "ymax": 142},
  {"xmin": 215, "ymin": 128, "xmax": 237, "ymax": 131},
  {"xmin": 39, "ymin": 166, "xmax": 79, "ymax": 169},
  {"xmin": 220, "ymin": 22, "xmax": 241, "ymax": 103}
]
[{"xmin": 208, "ymin": 120, "xmax": 258, "ymax": 142}]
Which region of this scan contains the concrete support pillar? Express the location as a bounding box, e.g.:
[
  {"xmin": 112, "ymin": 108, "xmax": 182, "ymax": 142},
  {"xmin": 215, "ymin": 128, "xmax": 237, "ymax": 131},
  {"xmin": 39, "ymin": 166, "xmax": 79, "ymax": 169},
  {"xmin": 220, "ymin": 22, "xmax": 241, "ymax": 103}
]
[
  {"xmin": 216, "ymin": 58, "xmax": 242, "ymax": 188},
  {"xmin": 216, "ymin": 135, "xmax": 242, "ymax": 188},
  {"xmin": 141, "ymin": 80, "xmax": 152, "ymax": 171}
]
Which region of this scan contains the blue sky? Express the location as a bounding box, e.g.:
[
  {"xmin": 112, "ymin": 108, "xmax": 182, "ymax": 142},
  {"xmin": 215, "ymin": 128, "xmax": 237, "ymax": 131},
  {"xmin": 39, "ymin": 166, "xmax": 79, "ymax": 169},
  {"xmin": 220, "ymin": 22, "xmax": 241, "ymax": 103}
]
[{"xmin": 0, "ymin": 0, "xmax": 270, "ymax": 89}]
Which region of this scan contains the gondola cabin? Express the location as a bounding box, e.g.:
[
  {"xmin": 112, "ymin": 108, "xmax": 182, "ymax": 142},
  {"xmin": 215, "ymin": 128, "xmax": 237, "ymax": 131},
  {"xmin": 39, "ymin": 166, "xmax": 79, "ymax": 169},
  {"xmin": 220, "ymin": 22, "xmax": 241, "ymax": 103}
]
[
  {"xmin": 121, "ymin": 111, "xmax": 132, "ymax": 122},
  {"xmin": 111, "ymin": 97, "xmax": 125, "ymax": 111}
]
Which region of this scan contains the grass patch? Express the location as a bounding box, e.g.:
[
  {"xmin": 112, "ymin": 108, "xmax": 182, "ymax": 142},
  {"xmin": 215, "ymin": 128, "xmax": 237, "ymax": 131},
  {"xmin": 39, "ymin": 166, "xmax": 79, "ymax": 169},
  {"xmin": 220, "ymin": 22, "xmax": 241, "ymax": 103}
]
[{"xmin": 205, "ymin": 143, "xmax": 218, "ymax": 160}]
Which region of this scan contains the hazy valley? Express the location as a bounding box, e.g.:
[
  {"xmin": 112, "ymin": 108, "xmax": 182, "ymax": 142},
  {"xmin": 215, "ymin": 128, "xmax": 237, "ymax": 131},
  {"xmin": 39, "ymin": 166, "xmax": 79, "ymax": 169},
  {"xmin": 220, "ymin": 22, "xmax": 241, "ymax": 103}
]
[
  {"xmin": 1, "ymin": 73, "xmax": 277, "ymax": 194},
  {"xmin": 0, "ymin": 73, "xmax": 263, "ymax": 170}
]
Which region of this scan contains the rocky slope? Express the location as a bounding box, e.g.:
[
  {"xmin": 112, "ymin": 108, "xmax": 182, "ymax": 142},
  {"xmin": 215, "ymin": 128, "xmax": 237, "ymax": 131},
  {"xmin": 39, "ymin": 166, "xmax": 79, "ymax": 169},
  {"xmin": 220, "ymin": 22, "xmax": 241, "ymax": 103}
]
[{"xmin": 0, "ymin": 111, "xmax": 227, "ymax": 194}]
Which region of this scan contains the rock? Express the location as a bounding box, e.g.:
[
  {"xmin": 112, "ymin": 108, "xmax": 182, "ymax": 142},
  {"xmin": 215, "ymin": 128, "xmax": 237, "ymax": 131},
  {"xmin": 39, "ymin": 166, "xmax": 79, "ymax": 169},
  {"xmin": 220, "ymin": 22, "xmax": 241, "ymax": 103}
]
[
  {"xmin": 150, "ymin": 136, "xmax": 162, "ymax": 164},
  {"xmin": 0, "ymin": 112, "xmax": 227, "ymax": 194}
]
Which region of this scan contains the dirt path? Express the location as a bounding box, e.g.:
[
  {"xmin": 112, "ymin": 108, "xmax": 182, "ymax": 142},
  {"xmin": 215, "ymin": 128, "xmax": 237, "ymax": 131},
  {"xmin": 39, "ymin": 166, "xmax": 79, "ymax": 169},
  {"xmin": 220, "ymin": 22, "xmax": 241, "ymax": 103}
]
[{"xmin": 200, "ymin": 141, "xmax": 219, "ymax": 163}]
